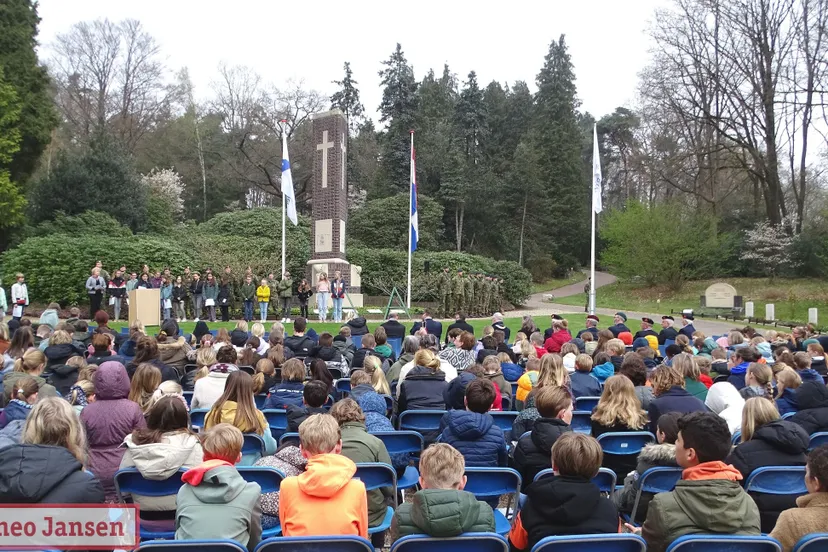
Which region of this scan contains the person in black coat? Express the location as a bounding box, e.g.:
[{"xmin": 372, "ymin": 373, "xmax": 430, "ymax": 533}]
[
  {"xmin": 492, "ymin": 314, "xmax": 511, "ymax": 342},
  {"xmin": 790, "ymin": 381, "xmax": 828, "ymax": 435},
  {"xmin": 726, "ymin": 401, "xmax": 810, "ymax": 533},
  {"xmin": 351, "ymin": 334, "xmax": 380, "ymax": 369},
  {"xmin": 409, "ymin": 310, "xmax": 443, "ymax": 341},
  {"xmin": 0, "ymin": 398, "xmax": 105, "ymax": 504},
  {"xmin": 679, "ymin": 314, "xmax": 696, "ymax": 339},
  {"xmin": 513, "ymin": 386, "xmax": 574, "ymax": 489},
  {"xmin": 445, "ymin": 314, "xmax": 475, "ymax": 344},
  {"xmin": 283, "ymin": 317, "xmax": 315, "ymax": 359},
  {"xmin": 397, "ymin": 351, "xmax": 447, "ymax": 414},
  {"xmin": 509, "ymin": 433, "xmax": 620, "ymax": 551},
  {"xmin": 608, "ymin": 312, "xmax": 631, "ymax": 337},
  {"xmin": 285, "ymin": 381, "xmax": 329, "ymax": 432},
  {"xmin": 647, "ymin": 365, "xmax": 707, "ymax": 434},
  {"xmin": 576, "ymin": 315, "xmax": 600, "ymax": 340},
  {"xmin": 346, "ymin": 315, "xmax": 370, "ymax": 336},
  {"xmin": 658, "ymin": 315, "xmax": 679, "ymax": 345},
  {"xmin": 380, "ymin": 313, "xmax": 407, "ymax": 340},
  {"xmin": 634, "ymin": 318, "xmax": 659, "ymax": 341}
]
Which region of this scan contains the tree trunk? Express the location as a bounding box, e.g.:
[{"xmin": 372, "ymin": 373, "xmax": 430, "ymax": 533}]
[
  {"xmin": 455, "ymin": 203, "xmax": 465, "ymax": 252},
  {"xmin": 519, "ymin": 192, "xmax": 528, "ymax": 266}
]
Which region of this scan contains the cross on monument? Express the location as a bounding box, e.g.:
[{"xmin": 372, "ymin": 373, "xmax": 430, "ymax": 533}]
[
  {"xmin": 340, "ymin": 132, "xmax": 347, "ymax": 190},
  {"xmin": 317, "ymin": 130, "xmax": 334, "ymax": 188}
]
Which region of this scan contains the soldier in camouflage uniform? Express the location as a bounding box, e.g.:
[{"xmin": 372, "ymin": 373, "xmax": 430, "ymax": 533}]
[
  {"xmin": 439, "ymin": 267, "xmax": 452, "ymax": 318},
  {"xmin": 452, "ymin": 270, "xmax": 465, "ymax": 316},
  {"xmin": 495, "ymin": 278, "xmax": 504, "ymax": 313},
  {"xmin": 472, "ymin": 273, "xmax": 483, "ymax": 317},
  {"xmin": 464, "ymin": 273, "xmax": 474, "ymax": 318}
]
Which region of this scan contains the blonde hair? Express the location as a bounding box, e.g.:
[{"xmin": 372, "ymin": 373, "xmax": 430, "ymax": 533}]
[
  {"xmin": 482, "ymin": 326, "xmax": 494, "ymax": 337},
  {"xmin": 129, "ymin": 319, "xmax": 145, "ymax": 339},
  {"xmin": 575, "ymin": 354, "xmax": 593, "ymax": 373},
  {"xmin": 129, "ymin": 363, "xmax": 162, "ymax": 414},
  {"xmin": 552, "ymin": 433, "xmax": 603, "ymax": 479},
  {"xmin": 270, "ymin": 322, "xmax": 285, "ymax": 336},
  {"xmin": 362, "ymin": 356, "xmax": 391, "ymax": 395},
  {"xmin": 69, "ymin": 379, "xmax": 96, "ymax": 405},
  {"xmin": 537, "ymin": 353, "xmax": 569, "ymax": 389},
  {"xmin": 591, "ymin": 375, "xmax": 648, "ymax": 430},
  {"xmin": 146, "ymin": 380, "xmax": 183, "ymax": 412},
  {"xmin": 413, "ymin": 349, "xmax": 440, "ymax": 371},
  {"xmin": 652, "ymin": 365, "xmax": 685, "ymax": 396},
  {"xmin": 520, "ymin": 340, "xmax": 536, "ymax": 359},
  {"xmin": 13, "ymin": 376, "xmax": 39, "ymax": 401},
  {"xmin": 234, "ymin": 320, "xmax": 249, "ymax": 333},
  {"xmin": 251, "ymin": 323, "xmax": 265, "ymax": 338},
  {"xmin": 605, "ymin": 338, "xmax": 626, "ymax": 356},
  {"xmin": 14, "ymin": 348, "xmax": 46, "ymax": 374},
  {"xmin": 747, "ymin": 363, "xmax": 774, "ymax": 400},
  {"xmin": 350, "ymin": 370, "xmax": 372, "ymax": 386},
  {"xmin": 482, "ymin": 356, "xmax": 501, "ymax": 374},
  {"xmin": 560, "ymin": 343, "xmax": 579, "ymax": 357},
  {"xmin": 23, "ymin": 398, "xmax": 88, "ymax": 465},
  {"xmin": 194, "ymin": 347, "xmax": 217, "ymax": 382},
  {"xmin": 728, "ymin": 331, "xmax": 745, "ymax": 346},
  {"xmin": 695, "ymin": 356, "xmax": 712, "ymax": 375},
  {"xmin": 49, "ymin": 330, "xmax": 72, "ymax": 346},
  {"xmin": 776, "ymin": 366, "xmax": 802, "ymax": 395},
  {"xmin": 420, "ymin": 443, "xmax": 465, "ymax": 489},
  {"xmin": 201, "ymin": 423, "xmax": 243, "ymax": 463},
  {"xmin": 298, "ymin": 413, "xmax": 341, "ymax": 455},
  {"xmin": 281, "ymin": 358, "xmax": 306, "ymax": 382},
  {"xmin": 252, "ymin": 358, "xmax": 275, "ymax": 394},
  {"xmin": 741, "ymin": 397, "xmax": 780, "ymax": 443},
  {"xmin": 673, "ymin": 353, "xmax": 700, "ymax": 381},
  {"xmin": 330, "ymin": 398, "xmax": 365, "ymax": 425}
]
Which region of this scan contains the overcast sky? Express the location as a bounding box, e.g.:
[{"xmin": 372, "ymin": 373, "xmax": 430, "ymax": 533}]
[{"xmin": 37, "ymin": 0, "xmax": 666, "ymax": 122}]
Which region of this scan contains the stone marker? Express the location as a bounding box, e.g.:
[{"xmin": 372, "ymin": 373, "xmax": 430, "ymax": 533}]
[
  {"xmin": 766, "ymin": 303, "xmax": 775, "ymax": 321},
  {"xmin": 307, "ymin": 109, "xmax": 363, "ymax": 307},
  {"xmin": 704, "ymin": 282, "xmax": 737, "ymax": 308},
  {"xmin": 745, "ymin": 302, "xmax": 754, "ymax": 318},
  {"xmin": 810, "ymin": 308, "xmax": 818, "ymax": 325}
]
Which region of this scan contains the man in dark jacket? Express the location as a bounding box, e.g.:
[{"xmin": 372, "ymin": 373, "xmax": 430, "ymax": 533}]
[
  {"xmin": 509, "ymin": 433, "xmax": 619, "ymax": 551},
  {"xmin": 513, "ymin": 386, "xmax": 573, "ymax": 489},
  {"xmin": 637, "ymin": 412, "xmax": 760, "ymax": 552},
  {"xmin": 658, "ymin": 315, "xmax": 679, "ymax": 345},
  {"xmin": 380, "ymin": 312, "xmax": 406, "ymax": 340},
  {"xmin": 409, "ymin": 310, "xmax": 443, "ymax": 341},
  {"xmin": 346, "ymin": 315, "xmax": 370, "ymax": 336},
  {"xmin": 439, "ymin": 379, "xmax": 507, "ymax": 467},
  {"xmin": 608, "ymin": 312, "xmax": 631, "ymax": 337},
  {"xmin": 791, "ymin": 381, "xmax": 828, "ymax": 435},
  {"xmin": 576, "ymin": 315, "xmax": 600, "ymax": 340},
  {"xmin": 634, "ymin": 318, "xmax": 659, "ymax": 341},
  {"xmin": 725, "ymin": 419, "xmax": 809, "ymax": 533},
  {"xmin": 445, "ymin": 314, "xmax": 474, "ymax": 344},
  {"xmin": 283, "ymin": 317, "xmax": 315, "ymax": 359},
  {"xmin": 285, "ymin": 381, "xmax": 329, "ymax": 432},
  {"xmin": 679, "ymin": 314, "xmax": 696, "ymax": 339}
]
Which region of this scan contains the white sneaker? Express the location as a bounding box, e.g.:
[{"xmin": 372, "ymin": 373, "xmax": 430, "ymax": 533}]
[
  {"xmin": 285, "ymin": 318, "xmax": 291, "ymax": 323},
  {"xmin": 194, "ymin": 318, "xmax": 200, "ymax": 322}
]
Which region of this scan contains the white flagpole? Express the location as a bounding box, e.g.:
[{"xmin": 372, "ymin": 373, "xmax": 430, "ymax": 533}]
[
  {"xmin": 406, "ymin": 131, "xmax": 414, "ymax": 309},
  {"xmin": 281, "ymin": 121, "xmax": 287, "ymax": 277},
  {"xmin": 590, "ymin": 123, "xmax": 602, "ymax": 315},
  {"xmin": 589, "ymin": 194, "xmax": 596, "ymax": 315}
]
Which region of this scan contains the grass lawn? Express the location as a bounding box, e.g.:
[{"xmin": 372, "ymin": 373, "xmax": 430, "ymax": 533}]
[
  {"xmin": 554, "ymin": 278, "xmax": 828, "ymax": 325},
  {"xmin": 531, "ymin": 272, "xmax": 586, "ymax": 294},
  {"xmin": 108, "ymin": 313, "xmax": 646, "ymax": 337}
]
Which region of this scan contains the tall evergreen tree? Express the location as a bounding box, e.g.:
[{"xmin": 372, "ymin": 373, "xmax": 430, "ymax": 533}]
[
  {"xmin": 330, "ymin": 61, "xmax": 365, "ymax": 134},
  {"xmin": 377, "ymin": 43, "xmax": 418, "ymax": 194},
  {"xmin": 533, "ymin": 35, "xmax": 588, "ymax": 264}
]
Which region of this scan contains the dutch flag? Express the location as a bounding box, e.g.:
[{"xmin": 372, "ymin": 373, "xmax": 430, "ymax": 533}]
[{"xmin": 410, "ymin": 133, "xmax": 418, "ymax": 252}]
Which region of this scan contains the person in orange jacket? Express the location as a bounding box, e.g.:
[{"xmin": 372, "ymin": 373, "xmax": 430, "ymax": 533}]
[{"xmin": 278, "ymin": 413, "xmax": 368, "ymax": 538}]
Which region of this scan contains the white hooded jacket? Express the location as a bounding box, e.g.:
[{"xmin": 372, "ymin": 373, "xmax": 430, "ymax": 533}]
[{"xmin": 705, "ymin": 382, "xmax": 746, "ymax": 436}]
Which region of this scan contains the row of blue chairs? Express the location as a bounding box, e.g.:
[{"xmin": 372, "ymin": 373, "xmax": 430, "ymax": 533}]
[{"xmin": 130, "ymin": 532, "xmax": 828, "ymax": 551}]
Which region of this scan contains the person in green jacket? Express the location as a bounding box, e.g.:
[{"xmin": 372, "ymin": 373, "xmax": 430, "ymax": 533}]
[
  {"xmin": 629, "ymin": 411, "xmax": 761, "ymax": 552},
  {"xmin": 240, "ymin": 275, "xmax": 256, "ymax": 323},
  {"xmin": 391, "ymin": 442, "xmax": 494, "ymax": 542},
  {"xmin": 329, "ymin": 399, "xmax": 394, "ymax": 536},
  {"xmin": 673, "ymin": 353, "xmax": 708, "ymax": 401},
  {"xmin": 277, "ymin": 272, "xmax": 294, "ymax": 323},
  {"xmin": 203, "ymin": 273, "xmax": 219, "ymax": 322}
]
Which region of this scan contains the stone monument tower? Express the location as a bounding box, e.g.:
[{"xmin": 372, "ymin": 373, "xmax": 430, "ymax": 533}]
[{"xmin": 307, "ymin": 109, "xmax": 363, "ymax": 307}]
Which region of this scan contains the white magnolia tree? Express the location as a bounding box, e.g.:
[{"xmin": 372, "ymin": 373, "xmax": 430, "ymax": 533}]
[
  {"xmin": 740, "ymin": 218, "xmax": 800, "ymax": 279},
  {"xmin": 141, "ymin": 168, "xmax": 185, "ymax": 218}
]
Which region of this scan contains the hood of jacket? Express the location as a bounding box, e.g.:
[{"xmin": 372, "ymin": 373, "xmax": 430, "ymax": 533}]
[
  {"xmin": 446, "ymin": 410, "xmax": 494, "ymax": 440},
  {"xmin": 347, "ymin": 317, "xmax": 368, "ymax": 331},
  {"xmin": 705, "ymin": 382, "xmax": 745, "ymax": 414},
  {"xmin": 94, "ymin": 361, "xmax": 131, "ymax": 400},
  {"xmin": 157, "ymin": 336, "xmax": 188, "ymax": 353},
  {"xmin": 797, "ymin": 381, "xmax": 828, "ymax": 410},
  {"xmin": 409, "ymin": 489, "xmax": 490, "ymax": 537},
  {"xmin": 357, "ymin": 392, "xmax": 388, "ymax": 416},
  {"xmin": 313, "ymin": 346, "xmax": 340, "ymax": 361},
  {"xmin": 638, "ymin": 442, "xmax": 677, "ymax": 465},
  {"xmin": 531, "ymin": 418, "xmax": 571, "ymax": 451},
  {"xmin": 752, "ymin": 420, "xmax": 809, "ymax": 455},
  {"xmin": 407, "ymin": 365, "xmax": 446, "ymax": 381},
  {"xmin": 192, "ymin": 321, "xmax": 210, "ymax": 342},
  {"xmin": 44, "ymin": 343, "xmax": 81, "ymax": 362},
  {"xmin": 756, "ymin": 342, "xmax": 772, "ymax": 358},
  {"xmin": 593, "ymin": 361, "xmax": 615, "ymax": 380},
  {"xmin": 296, "ymin": 453, "xmax": 357, "ymax": 498},
  {"xmin": 0, "ymin": 444, "xmax": 85, "ymax": 502},
  {"xmin": 123, "ymin": 432, "xmax": 202, "ymax": 479},
  {"xmin": 50, "ymin": 361, "xmax": 80, "ymax": 377},
  {"xmin": 230, "ymin": 329, "xmax": 248, "ymax": 348},
  {"xmin": 671, "ymin": 478, "xmax": 758, "ymax": 533},
  {"xmin": 182, "ymin": 463, "xmax": 248, "ymax": 503},
  {"xmin": 525, "ymin": 475, "xmax": 604, "ymax": 525},
  {"xmin": 161, "ymin": 318, "xmax": 179, "ymax": 337},
  {"xmin": 444, "ymin": 372, "xmax": 475, "ymax": 410}
]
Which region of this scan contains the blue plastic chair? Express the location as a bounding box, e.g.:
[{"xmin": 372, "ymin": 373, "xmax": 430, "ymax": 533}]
[
  {"xmin": 490, "ymin": 411, "xmax": 519, "ymax": 433},
  {"xmin": 511, "ymin": 382, "xmax": 519, "ymax": 397},
  {"xmin": 532, "ymin": 533, "xmax": 647, "ymax": 552},
  {"xmin": 138, "ymin": 540, "xmax": 247, "ymax": 552},
  {"xmin": 533, "ymin": 468, "xmax": 617, "ymax": 496},
  {"xmin": 254, "ymin": 535, "xmax": 375, "ymax": 552},
  {"xmin": 371, "ymin": 430, "xmax": 424, "ymax": 490},
  {"xmin": 383, "ymin": 394, "xmax": 394, "ymax": 414},
  {"xmin": 113, "ymin": 468, "xmax": 186, "ymax": 540},
  {"xmin": 666, "ymin": 535, "xmax": 782, "ymax": 551},
  {"xmin": 501, "ymin": 395, "xmax": 512, "ymax": 411},
  {"xmin": 354, "ymin": 462, "xmax": 396, "ymax": 535},
  {"xmin": 597, "ymin": 432, "xmax": 656, "ymax": 457},
  {"xmin": 391, "ymin": 532, "xmax": 509, "ymax": 552},
  {"xmin": 239, "ymin": 365, "xmax": 255, "ymax": 375},
  {"xmin": 793, "ymin": 533, "xmax": 828, "ymax": 552},
  {"xmin": 658, "ymin": 344, "xmax": 667, "ymax": 358},
  {"xmin": 575, "ymin": 396, "xmax": 601, "ymax": 412},
  {"xmin": 336, "ymin": 378, "xmax": 352, "ymax": 395},
  {"xmin": 236, "ymin": 467, "xmax": 285, "ymax": 537},
  {"xmin": 189, "ymin": 408, "xmax": 210, "ymax": 430},
  {"xmin": 242, "ymin": 433, "xmax": 265, "ymax": 461},
  {"xmin": 352, "ymin": 335, "xmax": 363, "ymax": 349},
  {"xmin": 628, "ymin": 467, "xmax": 683, "ymax": 525},
  {"xmin": 254, "ymin": 394, "xmax": 267, "ymax": 409},
  {"xmin": 262, "ymin": 409, "xmax": 288, "ymax": 439},
  {"xmin": 121, "ymin": 327, "xmax": 130, "ymax": 335},
  {"xmin": 665, "ymin": 339, "xmax": 675, "ymax": 347},
  {"xmin": 278, "ymin": 432, "xmax": 300, "ymax": 446},
  {"xmin": 732, "ymin": 430, "xmax": 742, "ymax": 445},
  {"xmin": 183, "ymin": 391, "xmax": 193, "ymax": 407},
  {"xmin": 745, "ymin": 466, "xmax": 807, "ymax": 495},
  {"xmin": 464, "ymin": 467, "xmax": 522, "ymax": 536},
  {"xmin": 570, "ymin": 411, "xmax": 593, "ymax": 434},
  {"xmin": 388, "ymin": 336, "xmax": 403, "ymax": 359},
  {"xmin": 809, "ymin": 432, "xmax": 828, "ymax": 450},
  {"xmin": 398, "ymin": 409, "xmax": 447, "ymax": 432}
]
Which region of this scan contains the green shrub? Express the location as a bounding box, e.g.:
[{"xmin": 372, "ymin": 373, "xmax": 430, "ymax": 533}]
[{"xmin": 527, "ymin": 255, "xmax": 558, "ymax": 283}]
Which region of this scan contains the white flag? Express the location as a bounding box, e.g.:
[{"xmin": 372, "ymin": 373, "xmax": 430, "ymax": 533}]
[
  {"xmin": 592, "ymin": 123, "xmax": 603, "ymax": 214},
  {"xmin": 281, "ymin": 131, "xmax": 298, "ymax": 225}
]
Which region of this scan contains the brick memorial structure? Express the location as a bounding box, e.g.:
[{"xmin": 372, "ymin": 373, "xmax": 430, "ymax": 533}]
[{"xmin": 307, "ymin": 109, "xmax": 363, "ymax": 307}]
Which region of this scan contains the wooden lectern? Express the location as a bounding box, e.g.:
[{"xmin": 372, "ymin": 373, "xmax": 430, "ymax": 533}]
[{"xmin": 128, "ymin": 288, "xmax": 161, "ymax": 327}]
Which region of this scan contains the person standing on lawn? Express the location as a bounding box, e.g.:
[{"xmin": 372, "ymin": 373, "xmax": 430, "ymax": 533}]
[
  {"xmin": 330, "ymin": 271, "xmax": 347, "ymax": 324},
  {"xmin": 240, "ymin": 275, "xmax": 256, "ymax": 323},
  {"xmin": 278, "ymin": 272, "xmax": 293, "ymax": 323}
]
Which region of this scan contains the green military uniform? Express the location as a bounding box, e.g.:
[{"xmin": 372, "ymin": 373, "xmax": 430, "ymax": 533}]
[
  {"xmin": 481, "ymin": 277, "xmax": 492, "ymax": 317},
  {"xmin": 498, "ymin": 278, "xmax": 505, "ymax": 312},
  {"xmin": 464, "ymin": 275, "xmax": 474, "ymax": 318},
  {"xmin": 439, "ymin": 269, "xmax": 452, "ymax": 318},
  {"xmin": 452, "ymin": 271, "xmax": 465, "ymax": 316},
  {"xmin": 470, "ymin": 274, "xmax": 481, "ymax": 317}
]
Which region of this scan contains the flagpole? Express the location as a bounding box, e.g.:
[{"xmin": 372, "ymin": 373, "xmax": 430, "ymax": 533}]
[
  {"xmin": 589, "ymin": 123, "xmax": 601, "ymax": 315},
  {"xmin": 406, "ymin": 131, "xmax": 414, "ymax": 309},
  {"xmin": 589, "ymin": 192, "xmax": 596, "ymax": 315},
  {"xmin": 280, "ymin": 120, "xmax": 287, "ymax": 277}
]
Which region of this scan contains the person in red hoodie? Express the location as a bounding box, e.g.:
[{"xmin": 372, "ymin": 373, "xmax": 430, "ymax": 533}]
[
  {"xmin": 544, "ymin": 319, "xmax": 572, "ymax": 354},
  {"xmin": 279, "ymin": 413, "xmax": 368, "ymax": 538}
]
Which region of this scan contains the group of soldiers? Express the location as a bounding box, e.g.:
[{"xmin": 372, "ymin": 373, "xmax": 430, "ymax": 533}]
[{"xmin": 437, "ymin": 268, "xmax": 504, "ymax": 318}]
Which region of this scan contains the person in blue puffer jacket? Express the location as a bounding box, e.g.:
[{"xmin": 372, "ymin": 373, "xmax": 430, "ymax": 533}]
[
  {"xmin": 591, "ymin": 352, "xmax": 615, "ymax": 385},
  {"xmin": 500, "ymin": 359, "xmax": 523, "ymax": 382},
  {"xmin": 438, "ymin": 379, "xmax": 507, "ymax": 467},
  {"xmin": 262, "ymin": 358, "xmax": 306, "ymax": 410},
  {"xmin": 775, "ymin": 366, "xmax": 801, "ymax": 416}
]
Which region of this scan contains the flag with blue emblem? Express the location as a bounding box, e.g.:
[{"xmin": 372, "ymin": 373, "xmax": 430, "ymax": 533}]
[
  {"xmin": 410, "ymin": 135, "xmax": 418, "ymax": 252},
  {"xmin": 281, "ymin": 131, "xmax": 298, "ymax": 225}
]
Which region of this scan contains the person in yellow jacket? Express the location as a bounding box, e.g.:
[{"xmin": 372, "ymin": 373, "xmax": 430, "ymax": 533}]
[
  {"xmin": 256, "ymin": 279, "xmax": 271, "ymax": 323},
  {"xmin": 516, "ymin": 358, "xmax": 540, "ymax": 411}
]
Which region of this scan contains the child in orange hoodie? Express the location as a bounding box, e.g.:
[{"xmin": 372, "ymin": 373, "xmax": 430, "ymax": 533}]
[{"xmin": 278, "ymin": 413, "xmax": 369, "ymax": 538}]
